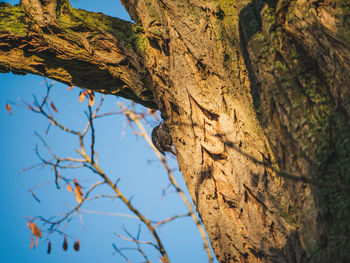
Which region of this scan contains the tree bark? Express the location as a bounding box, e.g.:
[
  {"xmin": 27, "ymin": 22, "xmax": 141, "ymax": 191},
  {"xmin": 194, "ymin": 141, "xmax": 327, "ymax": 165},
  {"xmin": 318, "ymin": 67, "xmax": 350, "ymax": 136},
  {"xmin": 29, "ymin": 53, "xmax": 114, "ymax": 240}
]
[
  {"xmin": 1, "ymin": 0, "xmax": 349, "ymax": 262},
  {"xmin": 0, "ymin": 0, "xmax": 156, "ymax": 108}
]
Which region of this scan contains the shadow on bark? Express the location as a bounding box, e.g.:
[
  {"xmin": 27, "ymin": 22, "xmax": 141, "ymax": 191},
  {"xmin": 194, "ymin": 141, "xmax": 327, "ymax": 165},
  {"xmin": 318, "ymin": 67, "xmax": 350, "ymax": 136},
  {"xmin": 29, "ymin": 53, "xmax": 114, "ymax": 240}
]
[
  {"xmin": 238, "ymin": 0, "xmax": 276, "ymax": 111},
  {"xmin": 237, "ymin": 1, "xmax": 312, "ymax": 261},
  {"xmin": 195, "ymin": 164, "xmax": 309, "ymax": 262},
  {"xmin": 238, "ymin": 1, "xmax": 350, "ymax": 261},
  {"xmin": 270, "ymin": 231, "xmax": 308, "ymax": 263}
]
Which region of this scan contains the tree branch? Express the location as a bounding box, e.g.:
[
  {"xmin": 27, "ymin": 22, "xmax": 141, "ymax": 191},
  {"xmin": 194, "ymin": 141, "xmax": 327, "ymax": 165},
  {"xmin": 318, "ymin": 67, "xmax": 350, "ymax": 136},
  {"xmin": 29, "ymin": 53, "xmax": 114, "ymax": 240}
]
[{"xmin": 0, "ymin": 1, "xmax": 156, "ymax": 108}]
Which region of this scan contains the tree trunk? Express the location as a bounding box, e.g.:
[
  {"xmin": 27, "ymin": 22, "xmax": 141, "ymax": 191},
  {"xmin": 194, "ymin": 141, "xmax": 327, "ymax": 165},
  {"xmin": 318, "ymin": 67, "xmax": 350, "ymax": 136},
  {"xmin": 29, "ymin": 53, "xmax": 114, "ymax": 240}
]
[{"xmin": 1, "ymin": 0, "xmax": 349, "ymax": 262}]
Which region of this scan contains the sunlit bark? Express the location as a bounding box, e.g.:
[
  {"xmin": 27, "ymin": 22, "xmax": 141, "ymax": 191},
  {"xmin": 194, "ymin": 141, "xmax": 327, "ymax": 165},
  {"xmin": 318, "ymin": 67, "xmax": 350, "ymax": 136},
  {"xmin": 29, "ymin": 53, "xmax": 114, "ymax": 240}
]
[{"xmin": 1, "ymin": 0, "xmax": 349, "ymax": 262}]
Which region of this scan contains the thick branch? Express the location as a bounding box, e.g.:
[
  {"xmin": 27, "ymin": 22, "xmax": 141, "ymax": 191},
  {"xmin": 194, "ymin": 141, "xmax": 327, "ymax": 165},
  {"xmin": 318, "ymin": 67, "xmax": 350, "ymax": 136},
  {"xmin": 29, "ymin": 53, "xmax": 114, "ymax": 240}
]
[{"xmin": 0, "ymin": 2, "xmax": 156, "ymax": 108}]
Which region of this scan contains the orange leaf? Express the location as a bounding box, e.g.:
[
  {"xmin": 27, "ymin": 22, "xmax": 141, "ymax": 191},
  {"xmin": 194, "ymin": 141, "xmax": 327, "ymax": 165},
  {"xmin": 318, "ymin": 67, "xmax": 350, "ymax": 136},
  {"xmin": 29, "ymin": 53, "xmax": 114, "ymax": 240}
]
[
  {"xmin": 74, "ymin": 186, "xmax": 83, "ymax": 204},
  {"xmin": 47, "ymin": 241, "xmax": 51, "ymax": 254},
  {"xmin": 76, "ymin": 184, "xmax": 83, "ymax": 196},
  {"xmin": 34, "ymin": 237, "xmax": 39, "ymax": 248},
  {"xmin": 30, "ymin": 234, "xmax": 34, "ymax": 249},
  {"xmin": 30, "ymin": 222, "xmax": 42, "ymax": 238},
  {"xmin": 78, "ymin": 91, "xmax": 87, "ymax": 103},
  {"xmin": 73, "ymin": 179, "xmax": 83, "ymax": 203},
  {"xmin": 73, "ymin": 240, "xmax": 80, "ymax": 251},
  {"xmin": 67, "ymin": 184, "xmax": 72, "ymax": 192},
  {"xmin": 63, "ymin": 236, "xmax": 68, "ymax": 251},
  {"xmin": 50, "ymin": 102, "xmax": 58, "ymax": 113},
  {"xmin": 67, "ymin": 86, "xmax": 74, "ymax": 90},
  {"xmin": 73, "ymin": 179, "xmax": 82, "ymax": 192},
  {"xmin": 88, "ymin": 90, "xmax": 95, "ymax": 106},
  {"xmin": 5, "ymin": 103, "xmax": 12, "ymax": 115}
]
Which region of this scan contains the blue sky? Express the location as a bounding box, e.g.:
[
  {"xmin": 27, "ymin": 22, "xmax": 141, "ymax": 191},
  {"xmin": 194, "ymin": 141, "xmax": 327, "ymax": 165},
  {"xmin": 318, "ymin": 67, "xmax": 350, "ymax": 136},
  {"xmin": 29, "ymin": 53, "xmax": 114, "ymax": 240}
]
[{"xmin": 0, "ymin": 0, "xmax": 217, "ymax": 262}]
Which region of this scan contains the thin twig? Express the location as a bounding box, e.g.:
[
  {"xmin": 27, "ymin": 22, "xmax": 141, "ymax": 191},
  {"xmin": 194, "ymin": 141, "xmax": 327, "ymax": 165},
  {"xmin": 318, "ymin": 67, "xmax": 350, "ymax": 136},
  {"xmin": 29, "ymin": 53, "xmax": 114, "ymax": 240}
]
[
  {"xmin": 115, "ymin": 233, "xmax": 158, "ymax": 250},
  {"xmin": 80, "ymin": 209, "xmax": 139, "ymax": 219},
  {"xmin": 78, "ymin": 144, "xmax": 170, "ymax": 263},
  {"xmin": 112, "ymin": 243, "xmax": 131, "ymax": 263},
  {"xmin": 76, "ymin": 108, "xmax": 170, "ymax": 263},
  {"xmin": 34, "ymin": 132, "xmax": 85, "ymax": 163},
  {"xmin": 152, "ymin": 213, "xmax": 190, "ymax": 227},
  {"xmin": 35, "ymin": 180, "xmax": 105, "ymax": 226},
  {"xmin": 88, "ymin": 105, "xmax": 95, "ymax": 164}
]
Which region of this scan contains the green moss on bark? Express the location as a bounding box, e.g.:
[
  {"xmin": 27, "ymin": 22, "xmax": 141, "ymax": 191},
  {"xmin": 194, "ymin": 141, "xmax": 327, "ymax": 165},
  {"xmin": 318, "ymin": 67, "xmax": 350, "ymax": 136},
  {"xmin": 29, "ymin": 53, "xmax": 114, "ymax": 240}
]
[
  {"xmin": 247, "ymin": 3, "xmax": 350, "ymax": 261},
  {"xmin": 56, "ymin": 6, "xmax": 147, "ymax": 54},
  {"xmin": 0, "ymin": 3, "xmax": 27, "ymax": 37}
]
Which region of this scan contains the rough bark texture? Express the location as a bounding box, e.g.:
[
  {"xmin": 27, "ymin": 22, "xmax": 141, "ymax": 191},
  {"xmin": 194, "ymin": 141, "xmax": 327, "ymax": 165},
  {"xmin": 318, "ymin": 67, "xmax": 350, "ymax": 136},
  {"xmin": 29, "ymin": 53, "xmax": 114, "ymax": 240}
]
[
  {"xmin": 1, "ymin": 0, "xmax": 349, "ymax": 262},
  {"xmin": 0, "ymin": 0, "xmax": 156, "ymax": 108}
]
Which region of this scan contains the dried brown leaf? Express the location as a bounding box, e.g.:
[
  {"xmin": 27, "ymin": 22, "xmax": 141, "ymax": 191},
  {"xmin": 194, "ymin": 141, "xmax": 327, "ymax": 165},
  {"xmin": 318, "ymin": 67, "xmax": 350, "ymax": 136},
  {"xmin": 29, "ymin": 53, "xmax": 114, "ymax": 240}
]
[
  {"xmin": 88, "ymin": 90, "xmax": 95, "ymax": 106},
  {"xmin": 74, "ymin": 179, "xmax": 83, "ymax": 204},
  {"xmin": 34, "ymin": 237, "xmax": 39, "ymax": 248},
  {"xmin": 78, "ymin": 90, "xmax": 87, "ymax": 103},
  {"xmin": 63, "ymin": 236, "xmax": 68, "ymax": 251},
  {"xmin": 5, "ymin": 103, "xmax": 12, "ymax": 115},
  {"xmin": 30, "ymin": 234, "xmax": 34, "ymax": 249},
  {"xmin": 73, "ymin": 179, "xmax": 83, "ymax": 194},
  {"xmin": 67, "ymin": 184, "xmax": 73, "ymax": 192},
  {"xmin": 50, "ymin": 102, "xmax": 58, "ymax": 113},
  {"xmin": 74, "ymin": 186, "xmax": 83, "ymax": 204},
  {"xmin": 47, "ymin": 241, "xmax": 51, "ymax": 254},
  {"xmin": 30, "ymin": 222, "xmax": 42, "ymax": 238},
  {"xmin": 73, "ymin": 240, "xmax": 80, "ymax": 251}
]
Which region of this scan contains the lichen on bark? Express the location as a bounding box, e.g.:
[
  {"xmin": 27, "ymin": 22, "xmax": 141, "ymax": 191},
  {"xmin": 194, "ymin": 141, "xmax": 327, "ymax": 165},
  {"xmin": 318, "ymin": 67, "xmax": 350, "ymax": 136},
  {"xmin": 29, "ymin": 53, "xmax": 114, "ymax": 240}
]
[
  {"xmin": 0, "ymin": 3, "xmax": 27, "ymax": 37},
  {"xmin": 246, "ymin": 0, "xmax": 350, "ymax": 260},
  {"xmin": 0, "ymin": 1, "xmax": 156, "ymax": 108}
]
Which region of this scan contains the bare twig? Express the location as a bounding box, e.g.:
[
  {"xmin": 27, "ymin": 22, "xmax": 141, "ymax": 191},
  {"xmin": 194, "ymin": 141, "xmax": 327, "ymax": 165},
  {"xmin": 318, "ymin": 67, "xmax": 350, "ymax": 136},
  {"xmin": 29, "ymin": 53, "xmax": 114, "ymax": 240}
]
[
  {"xmin": 88, "ymin": 105, "xmax": 95, "ymax": 163},
  {"xmin": 71, "ymin": 101, "xmax": 171, "ymax": 263},
  {"xmin": 23, "ymin": 83, "xmax": 81, "ymax": 135},
  {"xmin": 115, "ymin": 233, "xmax": 158, "ymax": 250},
  {"xmin": 152, "ymin": 213, "xmax": 190, "ymax": 227},
  {"xmin": 80, "ymin": 209, "xmax": 139, "ymax": 219},
  {"xmin": 124, "ymin": 225, "xmax": 151, "ymax": 263},
  {"xmin": 112, "ymin": 243, "xmax": 131, "ymax": 263},
  {"xmin": 34, "ymin": 132, "xmax": 85, "ymax": 163},
  {"xmin": 21, "ymin": 86, "xmax": 187, "ymax": 262},
  {"xmin": 35, "ymin": 180, "xmax": 105, "ymax": 228},
  {"xmin": 77, "ymin": 140, "xmax": 170, "ymax": 262}
]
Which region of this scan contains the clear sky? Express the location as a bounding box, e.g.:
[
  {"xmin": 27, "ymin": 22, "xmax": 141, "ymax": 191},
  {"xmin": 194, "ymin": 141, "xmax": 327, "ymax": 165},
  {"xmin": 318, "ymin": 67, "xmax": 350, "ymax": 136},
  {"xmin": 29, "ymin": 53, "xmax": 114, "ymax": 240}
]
[{"xmin": 0, "ymin": 0, "xmax": 217, "ymax": 262}]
